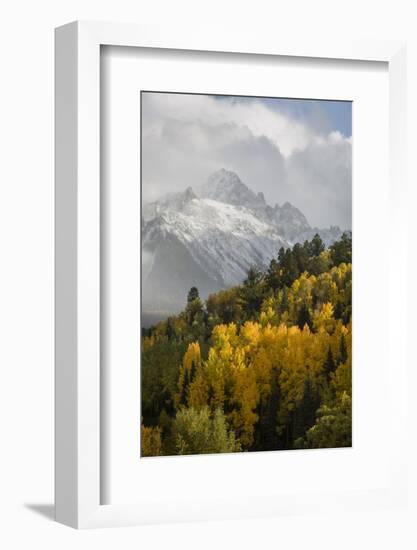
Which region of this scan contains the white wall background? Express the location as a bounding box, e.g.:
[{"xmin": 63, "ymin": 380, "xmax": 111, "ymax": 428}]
[{"xmin": 0, "ymin": 1, "xmax": 415, "ymax": 548}]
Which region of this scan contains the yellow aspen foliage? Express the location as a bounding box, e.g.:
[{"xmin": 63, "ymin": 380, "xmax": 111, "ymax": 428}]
[
  {"xmin": 288, "ymin": 273, "xmax": 316, "ymax": 320},
  {"xmin": 331, "ymin": 262, "xmax": 351, "ymax": 288},
  {"xmin": 240, "ymin": 321, "xmax": 262, "ymax": 347},
  {"xmin": 142, "ymin": 335, "xmax": 156, "ymax": 350},
  {"xmin": 259, "ymin": 304, "xmax": 279, "ymax": 327},
  {"xmin": 229, "ymin": 365, "xmax": 259, "ymax": 447},
  {"xmin": 251, "ymin": 346, "xmax": 273, "ymax": 398},
  {"xmin": 183, "ymin": 342, "xmax": 201, "ymax": 371},
  {"xmin": 141, "ymin": 425, "xmax": 162, "ymax": 457},
  {"xmin": 187, "ymin": 374, "xmax": 209, "ymax": 410},
  {"xmin": 314, "ymin": 272, "xmax": 338, "ymax": 305},
  {"xmin": 182, "ymin": 306, "xmax": 350, "ymax": 450},
  {"xmin": 176, "ymin": 341, "xmax": 201, "ymax": 407},
  {"xmin": 313, "ymin": 302, "xmax": 336, "ymax": 334}
]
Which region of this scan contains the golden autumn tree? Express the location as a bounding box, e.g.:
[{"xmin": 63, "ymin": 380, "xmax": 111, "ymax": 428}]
[
  {"xmin": 176, "ymin": 341, "xmax": 201, "ymax": 407},
  {"xmin": 141, "ymin": 425, "xmax": 162, "ymax": 457}
]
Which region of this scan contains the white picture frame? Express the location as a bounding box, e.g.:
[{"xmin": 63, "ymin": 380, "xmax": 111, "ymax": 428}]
[{"xmin": 55, "ymin": 21, "xmax": 407, "ymax": 529}]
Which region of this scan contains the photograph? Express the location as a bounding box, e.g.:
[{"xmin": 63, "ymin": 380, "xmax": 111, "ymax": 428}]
[{"xmin": 140, "ymin": 91, "xmax": 352, "ymax": 457}]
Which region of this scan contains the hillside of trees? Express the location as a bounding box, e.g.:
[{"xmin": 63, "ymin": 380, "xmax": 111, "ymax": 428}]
[{"xmin": 141, "ymin": 232, "xmax": 352, "ymax": 456}]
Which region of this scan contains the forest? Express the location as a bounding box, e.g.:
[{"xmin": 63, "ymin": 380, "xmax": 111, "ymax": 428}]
[{"xmin": 141, "ymin": 232, "xmax": 352, "ymax": 456}]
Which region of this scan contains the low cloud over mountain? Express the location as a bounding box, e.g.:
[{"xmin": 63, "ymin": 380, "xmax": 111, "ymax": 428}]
[{"xmin": 141, "ymin": 93, "xmax": 352, "ymax": 229}]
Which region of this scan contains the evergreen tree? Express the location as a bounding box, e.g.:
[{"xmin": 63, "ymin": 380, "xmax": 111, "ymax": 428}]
[
  {"xmin": 294, "ymin": 392, "xmax": 352, "ymax": 449},
  {"xmin": 189, "ymin": 359, "xmax": 197, "ymax": 384},
  {"xmin": 310, "ymin": 234, "xmax": 325, "ymax": 257},
  {"xmin": 292, "ymin": 242, "xmax": 309, "ymax": 273},
  {"xmin": 297, "ymin": 302, "xmax": 312, "ymax": 329},
  {"xmin": 185, "ymin": 287, "xmax": 204, "ymax": 328},
  {"xmin": 266, "ymin": 258, "xmax": 281, "ymax": 291},
  {"xmin": 330, "ymin": 232, "xmax": 352, "ymax": 266},
  {"xmin": 277, "ymin": 246, "xmax": 286, "ymax": 264},
  {"xmin": 334, "ymin": 300, "xmax": 344, "ymax": 320},
  {"xmin": 338, "ymin": 333, "xmax": 348, "ymax": 364},
  {"xmin": 281, "ymin": 251, "xmax": 299, "ymax": 287},
  {"xmin": 187, "ymin": 286, "xmax": 200, "ymax": 303},
  {"xmin": 240, "ymin": 266, "xmax": 265, "ymax": 318},
  {"xmin": 180, "ymin": 368, "xmax": 190, "ymax": 405},
  {"xmin": 292, "ymin": 375, "xmax": 320, "ymax": 442},
  {"xmin": 165, "ymin": 316, "xmax": 174, "ymax": 339},
  {"xmin": 278, "ymin": 286, "xmax": 289, "ymax": 314},
  {"xmin": 323, "ymin": 347, "xmax": 336, "ymax": 380},
  {"xmin": 254, "ymin": 371, "xmax": 280, "ymax": 451},
  {"xmin": 308, "ymin": 251, "xmax": 330, "ymax": 276}
]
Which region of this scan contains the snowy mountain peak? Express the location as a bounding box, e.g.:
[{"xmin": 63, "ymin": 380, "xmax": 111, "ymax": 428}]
[
  {"xmin": 199, "ymin": 169, "xmax": 266, "ymax": 209},
  {"xmin": 162, "ymin": 186, "xmax": 197, "ymax": 209},
  {"xmin": 142, "ymin": 186, "xmax": 197, "ymax": 223},
  {"xmin": 274, "ymin": 201, "xmax": 310, "ymax": 234},
  {"xmin": 183, "ymin": 186, "xmax": 196, "ymax": 200}
]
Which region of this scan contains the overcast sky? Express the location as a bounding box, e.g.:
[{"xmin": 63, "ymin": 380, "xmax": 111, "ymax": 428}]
[{"xmin": 141, "ymin": 92, "xmax": 352, "ymax": 229}]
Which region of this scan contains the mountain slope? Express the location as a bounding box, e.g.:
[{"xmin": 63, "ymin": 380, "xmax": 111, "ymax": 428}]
[{"xmin": 142, "ymin": 169, "xmax": 344, "ymax": 319}]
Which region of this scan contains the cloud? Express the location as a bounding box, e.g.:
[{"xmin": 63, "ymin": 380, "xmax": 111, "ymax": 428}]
[
  {"xmin": 141, "ymin": 93, "xmax": 352, "ymax": 229},
  {"xmin": 286, "ymin": 134, "xmax": 352, "ymax": 228}
]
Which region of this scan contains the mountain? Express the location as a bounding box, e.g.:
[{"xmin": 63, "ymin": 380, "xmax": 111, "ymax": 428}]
[
  {"xmin": 142, "ymin": 169, "xmax": 344, "ymax": 322},
  {"xmin": 198, "ymin": 169, "xmax": 266, "ymax": 209}
]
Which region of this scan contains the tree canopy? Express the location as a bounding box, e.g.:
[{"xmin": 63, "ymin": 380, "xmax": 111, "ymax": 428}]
[{"xmin": 141, "ymin": 234, "xmax": 352, "ymax": 456}]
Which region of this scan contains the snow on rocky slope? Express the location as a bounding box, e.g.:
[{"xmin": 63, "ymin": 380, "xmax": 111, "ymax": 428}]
[{"xmin": 142, "ymin": 169, "xmax": 343, "ymax": 320}]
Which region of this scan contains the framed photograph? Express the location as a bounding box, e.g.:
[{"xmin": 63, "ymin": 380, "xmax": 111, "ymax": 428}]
[
  {"xmin": 139, "ymin": 89, "xmax": 353, "ymax": 460},
  {"xmin": 55, "ymin": 21, "xmax": 407, "ymax": 528}
]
